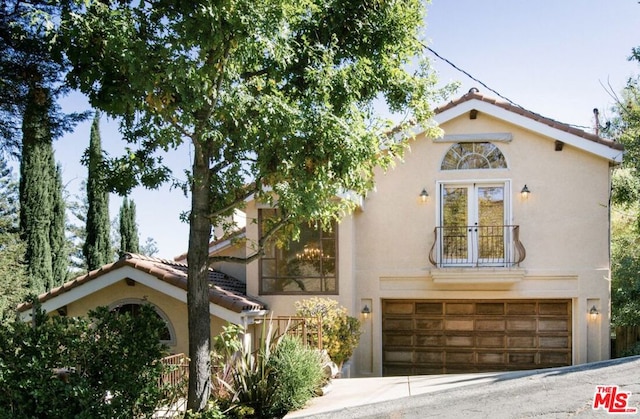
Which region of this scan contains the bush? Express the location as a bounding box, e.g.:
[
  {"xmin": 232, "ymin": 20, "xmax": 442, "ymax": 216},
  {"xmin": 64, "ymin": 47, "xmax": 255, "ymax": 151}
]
[
  {"xmin": 295, "ymin": 297, "xmax": 362, "ymax": 369},
  {"xmin": 0, "ymin": 303, "xmax": 171, "ymax": 418},
  {"xmin": 267, "ymin": 335, "xmax": 324, "ymax": 416},
  {"xmin": 214, "ymin": 320, "xmax": 324, "ymax": 418}
]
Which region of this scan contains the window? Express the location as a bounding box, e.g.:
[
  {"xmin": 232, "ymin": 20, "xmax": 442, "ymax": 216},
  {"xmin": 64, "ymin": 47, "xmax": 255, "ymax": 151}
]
[
  {"xmin": 110, "ymin": 300, "xmax": 175, "ymax": 345},
  {"xmin": 441, "ymin": 142, "xmax": 507, "ymax": 170},
  {"xmin": 259, "ymin": 209, "xmax": 337, "ymax": 294}
]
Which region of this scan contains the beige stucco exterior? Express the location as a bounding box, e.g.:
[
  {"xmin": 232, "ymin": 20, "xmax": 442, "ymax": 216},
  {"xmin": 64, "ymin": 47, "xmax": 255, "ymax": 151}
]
[{"xmin": 241, "ymin": 94, "xmax": 620, "ymax": 377}]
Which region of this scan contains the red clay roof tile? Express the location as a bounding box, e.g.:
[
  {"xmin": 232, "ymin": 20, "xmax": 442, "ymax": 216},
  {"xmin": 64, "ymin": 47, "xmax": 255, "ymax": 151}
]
[{"xmin": 17, "ymin": 253, "xmax": 265, "ymax": 314}]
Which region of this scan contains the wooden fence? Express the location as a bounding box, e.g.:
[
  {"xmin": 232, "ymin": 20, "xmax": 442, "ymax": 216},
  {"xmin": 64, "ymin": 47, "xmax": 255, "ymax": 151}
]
[
  {"xmin": 612, "ymin": 325, "xmax": 640, "ymax": 358},
  {"xmin": 159, "ymin": 353, "xmax": 189, "ymax": 390}
]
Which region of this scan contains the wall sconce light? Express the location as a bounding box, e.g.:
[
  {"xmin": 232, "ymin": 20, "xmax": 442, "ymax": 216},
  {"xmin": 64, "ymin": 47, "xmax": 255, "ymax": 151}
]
[
  {"xmin": 521, "ymin": 184, "xmax": 531, "ymax": 199},
  {"xmin": 361, "ymin": 305, "xmax": 371, "ymax": 319},
  {"xmin": 589, "ymin": 305, "xmax": 600, "ymax": 320},
  {"xmin": 420, "ymin": 188, "xmax": 429, "ymax": 203}
]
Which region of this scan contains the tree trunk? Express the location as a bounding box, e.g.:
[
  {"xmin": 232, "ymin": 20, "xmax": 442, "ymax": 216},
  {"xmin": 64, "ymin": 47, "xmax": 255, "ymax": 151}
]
[{"xmin": 186, "ymin": 141, "xmax": 213, "ymax": 412}]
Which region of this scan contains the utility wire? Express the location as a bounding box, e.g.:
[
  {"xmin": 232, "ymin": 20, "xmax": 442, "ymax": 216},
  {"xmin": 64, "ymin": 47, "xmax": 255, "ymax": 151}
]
[{"xmin": 422, "ymin": 43, "xmax": 593, "ymax": 131}]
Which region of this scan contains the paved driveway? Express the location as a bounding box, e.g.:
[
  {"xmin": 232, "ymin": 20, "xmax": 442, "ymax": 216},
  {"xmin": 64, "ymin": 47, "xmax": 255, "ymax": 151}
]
[{"xmin": 286, "ymin": 356, "xmax": 640, "ymax": 418}]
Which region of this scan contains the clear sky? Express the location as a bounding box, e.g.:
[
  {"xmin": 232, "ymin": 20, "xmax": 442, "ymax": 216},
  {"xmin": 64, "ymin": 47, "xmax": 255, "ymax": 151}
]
[{"xmin": 50, "ymin": 1, "xmax": 640, "ymax": 260}]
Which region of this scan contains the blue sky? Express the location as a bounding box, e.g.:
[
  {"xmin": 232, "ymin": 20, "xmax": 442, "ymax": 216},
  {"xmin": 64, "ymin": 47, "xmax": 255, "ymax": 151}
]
[{"xmin": 51, "ymin": 1, "xmax": 640, "ymax": 260}]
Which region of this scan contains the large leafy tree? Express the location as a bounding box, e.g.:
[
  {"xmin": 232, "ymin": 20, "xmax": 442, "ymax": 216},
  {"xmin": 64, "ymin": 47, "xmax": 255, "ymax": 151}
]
[
  {"xmin": 62, "ymin": 0, "xmax": 449, "ymax": 410},
  {"xmin": 83, "ymin": 112, "xmax": 111, "ymax": 270}
]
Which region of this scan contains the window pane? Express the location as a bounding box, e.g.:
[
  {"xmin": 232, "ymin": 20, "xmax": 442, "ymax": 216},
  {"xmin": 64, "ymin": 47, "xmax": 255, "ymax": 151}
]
[{"xmin": 441, "ymin": 142, "xmax": 507, "ymax": 170}]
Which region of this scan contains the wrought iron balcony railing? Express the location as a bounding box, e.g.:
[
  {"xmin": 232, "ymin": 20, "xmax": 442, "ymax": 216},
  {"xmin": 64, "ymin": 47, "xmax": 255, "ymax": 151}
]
[{"xmin": 429, "ymin": 225, "xmax": 526, "ymax": 268}]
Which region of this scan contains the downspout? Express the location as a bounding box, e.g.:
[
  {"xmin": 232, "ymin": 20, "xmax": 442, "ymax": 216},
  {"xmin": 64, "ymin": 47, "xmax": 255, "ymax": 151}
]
[{"xmin": 240, "ymin": 309, "xmax": 269, "ymax": 352}]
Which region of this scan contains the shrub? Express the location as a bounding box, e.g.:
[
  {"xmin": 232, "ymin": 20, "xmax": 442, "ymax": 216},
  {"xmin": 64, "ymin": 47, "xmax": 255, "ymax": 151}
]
[
  {"xmin": 0, "ymin": 303, "xmax": 171, "ymax": 418},
  {"xmin": 267, "ymin": 335, "xmax": 324, "ymax": 416},
  {"xmin": 295, "ymin": 297, "xmax": 362, "ymax": 369}
]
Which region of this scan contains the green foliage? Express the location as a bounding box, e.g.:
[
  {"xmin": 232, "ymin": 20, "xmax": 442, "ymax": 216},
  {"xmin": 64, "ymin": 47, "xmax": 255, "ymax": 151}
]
[
  {"xmin": 621, "ymin": 341, "xmax": 640, "ymax": 357},
  {"xmin": 214, "ymin": 321, "xmax": 323, "ymax": 418},
  {"xmin": 51, "ymin": 163, "xmax": 69, "ymax": 285},
  {"xmin": 611, "ymin": 202, "xmax": 640, "ymax": 326},
  {"xmin": 83, "ymin": 112, "xmax": 112, "ymax": 270},
  {"xmin": 119, "ymin": 197, "xmax": 140, "ymax": 255},
  {"xmin": 19, "ymin": 86, "xmax": 55, "ymax": 293},
  {"xmin": 0, "ymin": 303, "xmax": 171, "ymax": 418},
  {"xmin": 268, "ymin": 335, "xmax": 324, "ymax": 416},
  {"xmin": 295, "ymin": 297, "xmax": 362, "ymax": 369}
]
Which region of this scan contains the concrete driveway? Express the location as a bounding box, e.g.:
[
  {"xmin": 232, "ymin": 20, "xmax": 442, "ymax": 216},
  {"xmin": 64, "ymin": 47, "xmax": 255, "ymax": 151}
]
[{"xmin": 286, "ymin": 356, "xmax": 640, "ymax": 418}]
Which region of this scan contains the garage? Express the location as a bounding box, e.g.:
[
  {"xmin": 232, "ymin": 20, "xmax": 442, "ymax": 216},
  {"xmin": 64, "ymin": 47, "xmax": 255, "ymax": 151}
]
[{"xmin": 382, "ymin": 299, "xmax": 572, "ymax": 376}]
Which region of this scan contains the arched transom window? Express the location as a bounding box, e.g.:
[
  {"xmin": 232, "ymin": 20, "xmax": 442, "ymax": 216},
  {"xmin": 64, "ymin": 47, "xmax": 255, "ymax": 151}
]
[
  {"xmin": 441, "ymin": 142, "xmax": 507, "ymax": 170},
  {"xmin": 109, "ymin": 299, "xmax": 175, "ymax": 345}
]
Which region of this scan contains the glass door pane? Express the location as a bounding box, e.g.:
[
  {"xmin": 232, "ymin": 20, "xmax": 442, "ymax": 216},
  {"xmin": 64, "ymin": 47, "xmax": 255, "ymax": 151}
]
[
  {"xmin": 442, "ymin": 186, "xmax": 470, "ymax": 263},
  {"xmin": 476, "ymin": 186, "xmax": 505, "ymax": 261}
]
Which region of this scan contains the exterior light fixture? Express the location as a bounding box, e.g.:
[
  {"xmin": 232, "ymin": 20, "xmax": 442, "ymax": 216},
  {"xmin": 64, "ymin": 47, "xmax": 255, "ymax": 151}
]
[
  {"xmin": 420, "ymin": 188, "xmax": 429, "ymax": 202},
  {"xmin": 521, "ymin": 184, "xmax": 531, "ymax": 199},
  {"xmin": 361, "ymin": 305, "xmax": 371, "ymax": 319},
  {"xmin": 589, "ymin": 305, "xmax": 599, "ymax": 320}
]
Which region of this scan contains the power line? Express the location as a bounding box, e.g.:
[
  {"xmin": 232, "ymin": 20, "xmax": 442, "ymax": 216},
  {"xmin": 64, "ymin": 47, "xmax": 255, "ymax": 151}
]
[{"xmin": 422, "ymin": 43, "xmax": 593, "ymax": 131}]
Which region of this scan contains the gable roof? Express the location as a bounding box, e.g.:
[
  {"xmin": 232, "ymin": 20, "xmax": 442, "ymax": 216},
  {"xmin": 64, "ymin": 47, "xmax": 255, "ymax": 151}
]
[
  {"xmin": 174, "ymin": 227, "xmax": 247, "ymax": 263},
  {"xmin": 17, "ymin": 253, "xmax": 266, "ymax": 318},
  {"xmin": 425, "ymin": 90, "xmax": 624, "ymax": 163}
]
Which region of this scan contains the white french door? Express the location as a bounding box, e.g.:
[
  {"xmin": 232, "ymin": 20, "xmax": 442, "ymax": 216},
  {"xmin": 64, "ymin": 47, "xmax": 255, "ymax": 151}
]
[{"xmin": 439, "ymin": 181, "xmax": 509, "ymax": 266}]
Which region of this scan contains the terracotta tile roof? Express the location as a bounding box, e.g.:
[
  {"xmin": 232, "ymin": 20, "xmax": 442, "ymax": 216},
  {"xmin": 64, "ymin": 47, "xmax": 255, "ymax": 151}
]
[
  {"xmin": 435, "ymin": 90, "xmax": 624, "ymax": 151},
  {"xmin": 17, "ymin": 253, "xmax": 265, "ymax": 314}
]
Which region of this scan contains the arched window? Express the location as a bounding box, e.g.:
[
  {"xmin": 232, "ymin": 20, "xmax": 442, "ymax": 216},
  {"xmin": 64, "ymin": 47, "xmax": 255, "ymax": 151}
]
[
  {"xmin": 110, "ymin": 299, "xmax": 176, "ymax": 345},
  {"xmin": 441, "ymin": 142, "xmax": 507, "ymax": 170}
]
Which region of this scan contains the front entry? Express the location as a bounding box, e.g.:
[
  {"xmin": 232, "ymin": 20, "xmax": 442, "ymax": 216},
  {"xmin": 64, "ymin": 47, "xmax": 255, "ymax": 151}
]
[{"xmin": 382, "ymin": 299, "xmax": 572, "ymax": 376}]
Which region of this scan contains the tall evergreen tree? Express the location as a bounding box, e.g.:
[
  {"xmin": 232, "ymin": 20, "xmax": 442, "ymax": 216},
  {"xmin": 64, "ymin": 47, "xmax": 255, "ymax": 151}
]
[
  {"xmin": 83, "ymin": 112, "xmax": 111, "ymax": 270},
  {"xmin": 119, "ymin": 197, "xmax": 139, "ymax": 255},
  {"xmin": 0, "ymin": 155, "xmax": 26, "ymax": 319},
  {"xmin": 19, "ymin": 86, "xmax": 55, "ymax": 293},
  {"xmin": 50, "ymin": 164, "xmax": 68, "ymax": 286}
]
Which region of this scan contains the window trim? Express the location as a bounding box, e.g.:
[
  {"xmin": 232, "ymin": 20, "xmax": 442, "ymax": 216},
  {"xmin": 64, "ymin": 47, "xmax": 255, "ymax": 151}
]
[
  {"xmin": 440, "ymin": 142, "xmax": 508, "ymax": 171},
  {"xmin": 258, "ymin": 209, "xmax": 339, "ymax": 295}
]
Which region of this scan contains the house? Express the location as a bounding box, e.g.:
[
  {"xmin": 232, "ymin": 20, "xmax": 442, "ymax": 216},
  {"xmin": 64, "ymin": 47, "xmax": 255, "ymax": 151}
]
[
  {"xmin": 17, "ymin": 253, "xmax": 267, "ymax": 355},
  {"xmin": 229, "ymin": 89, "xmax": 623, "ymax": 377}
]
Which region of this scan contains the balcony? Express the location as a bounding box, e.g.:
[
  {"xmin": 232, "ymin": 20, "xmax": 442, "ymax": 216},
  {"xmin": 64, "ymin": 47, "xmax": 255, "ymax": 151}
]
[{"xmin": 429, "ymin": 225, "xmax": 526, "ymax": 268}]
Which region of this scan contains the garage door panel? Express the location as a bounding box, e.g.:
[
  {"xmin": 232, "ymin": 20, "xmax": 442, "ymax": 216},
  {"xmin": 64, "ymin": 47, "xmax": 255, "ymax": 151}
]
[
  {"xmin": 416, "ymin": 335, "xmax": 444, "ymax": 346},
  {"xmin": 506, "ymin": 318, "xmax": 537, "ymax": 331},
  {"xmin": 444, "ymin": 319, "xmax": 474, "ymax": 331},
  {"xmin": 476, "ymin": 319, "xmax": 505, "ymax": 331},
  {"xmin": 382, "ymin": 299, "xmax": 572, "ymax": 376},
  {"xmin": 446, "ymin": 335, "xmax": 474, "ymax": 347},
  {"xmin": 476, "ymin": 303, "xmax": 505, "ymax": 315},
  {"xmin": 477, "ymin": 335, "xmax": 505, "ymax": 347},
  {"xmin": 383, "ymin": 318, "xmax": 413, "ymax": 330},
  {"xmin": 539, "ymin": 319, "xmax": 569, "ymax": 332},
  {"xmin": 507, "ymin": 336, "xmax": 536, "ymax": 348},
  {"xmin": 506, "ymin": 302, "xmax": 537, "ymax": 315},
  {"xmin": 415, "ymin": 302, "xmax": 443, "ymax": 314},
  {"xmin": 415, "ymin": 319, "xmax": 443, "ymax": 330}
]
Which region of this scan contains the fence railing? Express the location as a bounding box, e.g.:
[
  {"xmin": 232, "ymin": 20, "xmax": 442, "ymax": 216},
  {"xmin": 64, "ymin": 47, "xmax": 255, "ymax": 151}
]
[
  {"xmin": 159, "ymin": 353, "xmax": 189, "ymax": 390},
  {"xmin": 429, "ymin": 225, "xmax": 526, "ymax": 268}
]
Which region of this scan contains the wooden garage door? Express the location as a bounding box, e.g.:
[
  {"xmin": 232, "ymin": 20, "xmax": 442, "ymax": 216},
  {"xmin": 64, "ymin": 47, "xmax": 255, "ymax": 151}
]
[{"xmin": 382, "ymin": 299, "xmax": 572, "ymax": 376}]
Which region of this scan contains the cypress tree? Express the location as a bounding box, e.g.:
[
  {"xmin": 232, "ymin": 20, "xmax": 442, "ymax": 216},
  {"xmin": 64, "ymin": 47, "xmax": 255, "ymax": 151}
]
[
  {"xmin": 119, "ymin": 197, "xmax": 139, "ymax": 255},
  {"xmin": 19, "ymin": 85, "xmax": 55, "ymax": 293},
  {"xmin": 50, "ymin": 163, "xmax": 68, "ymax": 286},
  {"xmin": 83, "ymin": 112, "xmax": 111, "ymax": 270}
]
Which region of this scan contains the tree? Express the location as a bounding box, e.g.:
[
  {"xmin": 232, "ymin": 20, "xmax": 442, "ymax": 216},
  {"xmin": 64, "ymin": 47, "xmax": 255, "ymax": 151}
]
[
  {"xmin": 50, "ymin": 164, "xmax": 68, "ymax": 286},
  {"xmin": 19, "ymin": 86, "xmax": 55, "ymax": 293},
  {"xmin": 62, "ymin": 1, "xmax": 449, "ymax": 410},
  {"xmin": 0, "ymin": 155, "xmax": 27, "ymax": 319},
  {"xmin": 118, "ymin": 197, "xmax": 140, "ymax": 255},
  {"xmin": 83, "ymin": 112, "xmax": 111, "ymax": 270}
]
